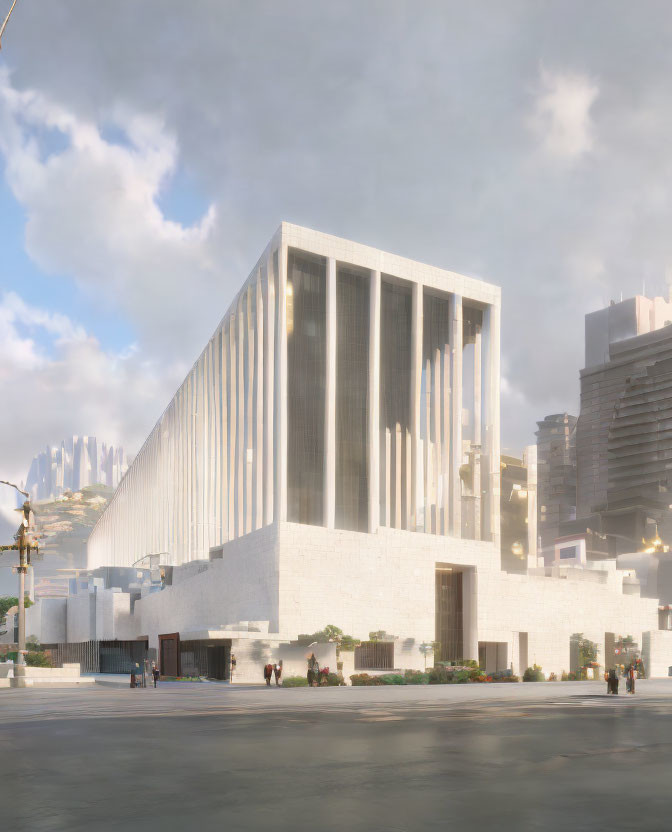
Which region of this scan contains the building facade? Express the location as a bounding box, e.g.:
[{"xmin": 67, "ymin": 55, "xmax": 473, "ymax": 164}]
[
  {"xmin": 89, "ymin": 223, "xmax": 501, "ymax": 570},
  {"xmin": 78, "ymin": 228, "xmax": 672, "ymax": 679}
]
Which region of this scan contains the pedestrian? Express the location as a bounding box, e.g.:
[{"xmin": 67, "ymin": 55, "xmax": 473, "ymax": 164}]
[
  {"xmin": 307, "ymin": 653, "xmax": 319, "ymax": 687},
  {"xmin": 152, "ymin": 663, "xmax": 160, "ymax": 688},
  {"xmin": 628, "ymin": 663, "xmax": 636, "ymax": 694},
  {"xmin": 273, "ymin": 663, "xmax": 282, "ymax": 686},
  {"xmin": 264, "ymin": 663, "xmax": 273, "ymax": 686},
  {"xmin": 607, "ymin": 667, "xmax": 618, "ymax": 695},
  {"xmin": 130, "ymin": 670, "xmax": 136, "ymax": 688}
]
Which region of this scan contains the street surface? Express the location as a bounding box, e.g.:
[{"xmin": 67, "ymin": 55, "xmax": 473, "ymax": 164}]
[{"xmin": 2, "ymin": 680, "xmax": 672, "ymax": 831}]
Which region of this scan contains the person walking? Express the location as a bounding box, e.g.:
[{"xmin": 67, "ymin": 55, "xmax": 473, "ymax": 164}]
[
  {"xmin": 273, "ymin": 663, "xmax": 282, "ymax": 686},
  {"xmin": 607, "ymin": 667, "xmax": 619, "ymax": 695},
  {"xmin": 264, "ymin": 663, "xmax": 273, "ymax": 686},
  {"xmin": 152, "ymin": 663, "xmax": 160, "ymax": 688},
  {"xmin": 627, "ymin": 663, "xmax": 636, "ymax": 694}
]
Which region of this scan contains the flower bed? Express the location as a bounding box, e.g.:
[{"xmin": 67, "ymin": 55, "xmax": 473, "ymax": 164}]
[{"xmin": 350, "ymin": 668, "xmax": 519, "ymax": 685}]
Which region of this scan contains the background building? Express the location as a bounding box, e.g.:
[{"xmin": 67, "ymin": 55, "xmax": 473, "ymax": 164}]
[
  {"xmin": 24, "ymin": 437, "xmax": 127, "ymax": 502},
  {"xmin": 574, "ymin": 295, "xmax": 672, "ymax": 554},
  {"xmin": 536, "ymin": 413, "xmax": 577, "ymax": 563},
  {"xmin": 500, "ymin": 447, "xmax": 537, "ymax": 574}
]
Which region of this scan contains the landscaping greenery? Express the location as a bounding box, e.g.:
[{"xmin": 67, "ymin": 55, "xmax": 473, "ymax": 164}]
[
  {"xmin": 296, "ymin": 624, "xmax": 360, "ymax": 652},
  {"xmin": 25, "ymin": 636, "xmax": 51, "ymax": 668},
  {"xmin": 571, "ymin": 633, "xmax": 599, "ymax": 667},
  {"xmin": 523, "ymin": 664, "xmax": 545, "ymax": 682},
  {"xmin": 350, "ymin": 666, "xmax": 520, "ymax": 685},
  {"xmin": 282, "ymin": 675, "xmax": 309, "ymax": 687}
]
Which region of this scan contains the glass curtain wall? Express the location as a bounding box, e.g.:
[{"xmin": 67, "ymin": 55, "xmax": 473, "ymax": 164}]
[
  {"xmin": 287, "ymin": 250, "xmax": 327, "ymax": 526},
  {"xmin": 380, "ymin": 280, "xmax": 412, "ymax": 529},
  {"xmin": 336, "ymin": 266, "xmax": 370, "ymax": 532},
  {"xmin": 421, "ymin": 291, "xmax": 451, "ymax": 535}
]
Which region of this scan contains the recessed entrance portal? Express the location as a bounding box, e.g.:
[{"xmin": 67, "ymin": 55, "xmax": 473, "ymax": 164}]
[
  {"xmin": 179, "ymin": 640, "xmax": 232, "ymax": 680},
  {"xmin": 435, "ymin": 568, "xmax": 463, "ymax": 661},
  {"xmin": 159, "ymin": 632, "xmax": 180, "ymax": 677}
]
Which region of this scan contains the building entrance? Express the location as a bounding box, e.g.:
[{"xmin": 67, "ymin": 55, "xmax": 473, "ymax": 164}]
[
  {"xmin": 159, "ymin": 633, "xmax": 180, "ymax": 677},
  {"xmin": 435, "ymin": 568, "xmax": 463, "ymax": 661}
]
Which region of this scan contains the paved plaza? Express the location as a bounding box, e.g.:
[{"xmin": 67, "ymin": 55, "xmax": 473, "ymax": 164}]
[{"xmin": 2, "ymin": 680, "xmax": 672, "ymax": 831}]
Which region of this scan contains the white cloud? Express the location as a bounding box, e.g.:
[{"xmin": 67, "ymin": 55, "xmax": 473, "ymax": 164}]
[
  {"xmin": 529, "ymin": 68, "xmax": 599, "ymax": 161},
  {"xmin": 0, "ymin": 68, "xmax": 222, "ymax": 361},
  {"xmin": 0, "ymin": 291, "xmax": 182, "ymax": 538}
]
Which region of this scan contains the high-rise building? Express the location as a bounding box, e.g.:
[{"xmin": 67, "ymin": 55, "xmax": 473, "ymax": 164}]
[
  {"xmin": 24, "ymin": 436, "xmax": 127, "ymax": 502},
  {"xmin": 575, "ymin": 295, "xmax": 672, "ymax": 552},
  {"xmin": 535, "ymin": 413, "xmax": 577, "ymax": 561}
]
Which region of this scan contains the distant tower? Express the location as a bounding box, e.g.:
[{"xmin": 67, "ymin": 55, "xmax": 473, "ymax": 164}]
[{"xmin": 24, "ymin": 437, "xmax": 128, "ymax": 502}]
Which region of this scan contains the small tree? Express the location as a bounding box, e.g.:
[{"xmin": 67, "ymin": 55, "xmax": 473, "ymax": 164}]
[
  {"xmin": 296, "ymin": 625, "xmax": 360, "ymax": 653},
  {"xmin": 25, "ymin": 635, "xmax": 51, "ymax": 668},
  {"xmin": 572, "ymin": 633, "xmax": 599, "ymax": 667},
  {"xmin": 0, "ymin": 595, "xmax": 32, "ymax": 637}
]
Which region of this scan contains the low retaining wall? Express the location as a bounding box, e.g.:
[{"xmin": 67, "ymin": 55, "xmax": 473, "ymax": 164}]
[{"xmin": 0, "ymin": 662, "xmax": 95, "ymax": 688}]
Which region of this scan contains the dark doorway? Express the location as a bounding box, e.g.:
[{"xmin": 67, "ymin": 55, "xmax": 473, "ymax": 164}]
[
  {"xmin": 436, "ymin": 569, "xmax": 463, "ymax": 661},
  {"xmin": 159, "ymin": 633, "xmax": 180, "ymax": 677},
  {"xmin": 207, "ymin": 645, "xmax": 231, "ymax": 680}
]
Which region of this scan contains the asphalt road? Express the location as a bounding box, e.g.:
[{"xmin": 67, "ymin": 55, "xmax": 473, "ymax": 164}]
[{"xmin": 2, "ymin": 681, "xmax": 672, "ymax": 832}]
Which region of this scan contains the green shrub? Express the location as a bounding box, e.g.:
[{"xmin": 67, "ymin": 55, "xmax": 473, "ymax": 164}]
[
  {"xmin": 325, "ymin": 672, "xmax": 345, "ymax": 686},
  {"xmin": 428, "ymin": 665, "xmax": 451, "ymax": 684},
  {"xmin": 496, "ymin": 674, "xmax": 519, "ymax": 682},
  {"xmin": 453, "ymin": 670, "xmax": 471, "ymax": 684},
  {"xmin": 350, "ymin": 673, "xmax": 384, "ymax": 686},
  {"xmin": 25, "ymin": 651, "xmax": 51, "ymax": 668},
  {"xmin": 404, "ymin": 670, "xmax": 429, "ymax": 685},
  {"xmin": 282, "ymin": 675, "xmax": 309, "ymax": 687},
  {"xmin": 379, "ymin": 673, "xmax": 405, "ymax": 685},
  {"xmin": 523, "ymin": 664, "xmax": 545, "ymax": 682}
]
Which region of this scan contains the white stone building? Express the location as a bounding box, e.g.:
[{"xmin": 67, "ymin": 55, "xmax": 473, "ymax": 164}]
[{"xmin": 79, "ymin": 225, "xmax": 672, "ymax": 680}]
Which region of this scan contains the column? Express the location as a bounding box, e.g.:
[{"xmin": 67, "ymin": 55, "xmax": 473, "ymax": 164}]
[
  {"xmin": 450, "ymin": 294, "xmax": 463, "ymax": 536},
  {"xmin": 276, "ymin": 245, "xmax": 288, "ymax": 522},
  {"xmin": 410, "ymin": 282, "xmax": 423, "ymax": 531},
  {"xmin": 228, "ymin": 318, "xmax": 237, "ymax": 538},
  {"xmin": 462, "ymin": 567, "xmax": 479, "ymax": 662},
  {"xmin": 237, "ymin": 296, "xmax": 245, "ymax": 536},
  {"xmin": 264, "ymin": 259, "xmax": 275, "ymax": 525},
  {"xmin": 368, "ymin": 270, "xmax": 381, "ymax": 533},
  {"xmin": 473, "ymin": 326, "xmax": 482, "ymax": 540},
  {"xmin": 324, "ymin": 257, "xmax": 336, "ymax": 529},
  {"xmin": 486, "ymin": 302, "xmax": 501, "ymax": 550},
  {"xmin": 524, "ymin": 444, "xmax": 538, "ymax": 568},
  {"xmin": 255, "ymin": 274, "xmax": 264, "ymax": 530},
  {"xmin": 245, "ymin": 287, "xmax": 254, "ymax": 535},
  {"xmin": 441, "ymin": 336, "xmax": 451, "ymax": 535}
]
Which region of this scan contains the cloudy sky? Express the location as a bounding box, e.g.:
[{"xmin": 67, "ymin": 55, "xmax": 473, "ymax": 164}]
[{"xmin": 1, "ymin": 1, "xmax": 672, "ymax": 535}]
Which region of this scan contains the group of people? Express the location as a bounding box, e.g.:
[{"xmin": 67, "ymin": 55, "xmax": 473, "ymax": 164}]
[
  {"xmin": 605, "ymin": 663, "xmax": 638, "ymax": 695},
  {"xmin": 264, "ymin": 662, "xmax": 282, "ymax": 686},
  {"xmin": 307, "ymin": 653, "xmax": 330, "ymax": 687},
  {"xmin": 130, "ymin": 661, "xmax": 161, "ymax": 688}
]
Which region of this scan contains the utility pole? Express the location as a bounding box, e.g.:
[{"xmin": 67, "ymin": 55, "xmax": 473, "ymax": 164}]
[{"xmin": 0, "ymin": 480, "xmax": 34, "ymax": 686}]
